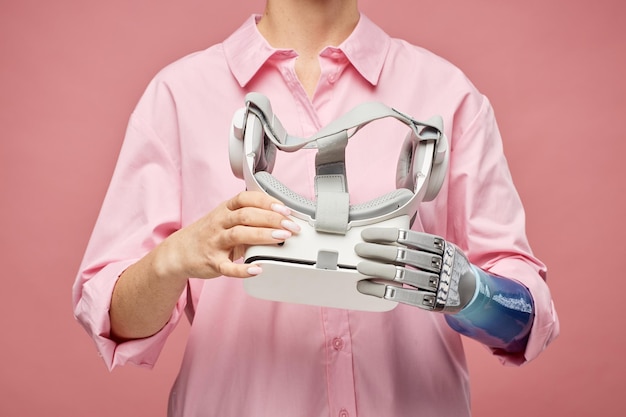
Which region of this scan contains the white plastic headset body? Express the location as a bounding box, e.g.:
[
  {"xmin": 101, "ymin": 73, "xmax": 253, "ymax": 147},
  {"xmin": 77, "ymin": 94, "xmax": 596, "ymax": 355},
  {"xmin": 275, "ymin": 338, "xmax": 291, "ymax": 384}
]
[{"xmin": 229, "ymin": 92, "xmax": 449, "ymax": 311}]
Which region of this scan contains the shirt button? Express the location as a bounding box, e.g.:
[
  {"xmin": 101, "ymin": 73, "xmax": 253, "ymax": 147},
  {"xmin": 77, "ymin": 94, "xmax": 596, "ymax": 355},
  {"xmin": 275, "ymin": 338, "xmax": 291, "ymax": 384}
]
[
  {"xmin": 332, "ymin": 337, "xmax": 344, "ymax": 351},
  {"xmin": 339, "ymin": 409, "xmax": 349, "ymax": 417}
]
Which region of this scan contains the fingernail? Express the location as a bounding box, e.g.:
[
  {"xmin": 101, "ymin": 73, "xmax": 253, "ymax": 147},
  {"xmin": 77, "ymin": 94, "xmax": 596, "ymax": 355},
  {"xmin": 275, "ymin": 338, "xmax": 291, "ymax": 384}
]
[
  {"xmin": 281, "ymin": 219, "xmax": 301, "ymax": 233},
  {"xmin": 247, "ymin": 265, "xmax": 262, "ymax": 275},
  {"xmin": 271, "ymin": 203, "xmax": 291, "ymax": 216},
  {"xmin": 271, "ymin": 229, "xmax": 292, "ymax": 240}
]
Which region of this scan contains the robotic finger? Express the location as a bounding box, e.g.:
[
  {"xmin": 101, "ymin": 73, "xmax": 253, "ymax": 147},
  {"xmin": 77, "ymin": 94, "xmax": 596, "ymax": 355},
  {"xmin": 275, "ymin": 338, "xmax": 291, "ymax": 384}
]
[
  {"xmin": 355, "ymin": 259, "xmax": 442, "ymax": 310},
  {"xmin": 361, "ymin": 227, "xmax": 444, "ymax": 255},
  {"xmin": 354, "ymin": 242, "xmax": 443, "ymax": 273},
  {"xmin": 356, "ymin": 260, "xmax": 439, "ymax": 291}
]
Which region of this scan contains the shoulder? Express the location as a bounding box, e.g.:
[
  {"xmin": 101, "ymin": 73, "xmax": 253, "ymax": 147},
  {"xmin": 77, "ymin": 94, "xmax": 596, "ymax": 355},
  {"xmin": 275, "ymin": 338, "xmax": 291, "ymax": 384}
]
[
  {"xmin": 132, "ymin": 41, "xmax": 238, "ymax": 117},
  {"xmin": 387, "ymin": 37, "xmax": 474, "ymax": 89}
]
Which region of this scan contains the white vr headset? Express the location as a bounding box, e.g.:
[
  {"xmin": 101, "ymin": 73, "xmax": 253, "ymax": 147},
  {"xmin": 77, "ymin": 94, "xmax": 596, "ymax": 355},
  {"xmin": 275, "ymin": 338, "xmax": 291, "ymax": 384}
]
[{"xmin": 229, "ymin": 93, "xmax": 449, "ymax": 311}]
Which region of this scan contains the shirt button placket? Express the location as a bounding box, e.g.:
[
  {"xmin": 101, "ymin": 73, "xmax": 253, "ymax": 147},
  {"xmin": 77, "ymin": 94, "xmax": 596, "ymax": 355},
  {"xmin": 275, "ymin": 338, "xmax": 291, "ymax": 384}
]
[{"xmin": 322, "ymin": 308, "xmax": 356, "ymax": 417}]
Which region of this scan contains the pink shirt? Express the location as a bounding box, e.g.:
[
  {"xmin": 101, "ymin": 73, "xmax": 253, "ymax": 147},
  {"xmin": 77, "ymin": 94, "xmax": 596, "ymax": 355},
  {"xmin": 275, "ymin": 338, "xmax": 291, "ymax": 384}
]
[{"xmin": 73, "ymin": 15, "xmax": 559, "ymax": 417}]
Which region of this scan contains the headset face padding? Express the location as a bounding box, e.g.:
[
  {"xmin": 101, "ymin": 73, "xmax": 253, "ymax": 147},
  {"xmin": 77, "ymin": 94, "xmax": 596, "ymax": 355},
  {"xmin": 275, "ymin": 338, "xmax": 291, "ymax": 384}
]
[
  {"xmin": 423, "ymin": 139, "xmax": 448, "ymax": 201},
  {"xmin": 395, "ymin": 129, "xmax": 448, "ymax": 202},
  {"xmin": 395, "ymin": 131, "xmax": 417, "ymax": 191},
  {"xmin": 258, "ymin": 135, "xmax": 277, "ymax": 173},
  {"xmin": 254, "ymin": 170, "xmax": 415, "ymax": 221}
]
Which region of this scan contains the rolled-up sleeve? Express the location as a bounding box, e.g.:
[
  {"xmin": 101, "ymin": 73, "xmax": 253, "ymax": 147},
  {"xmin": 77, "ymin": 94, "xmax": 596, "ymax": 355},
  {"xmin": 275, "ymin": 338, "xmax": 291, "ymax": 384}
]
[
  {"xmin": 74, "ymin": 260, "xmax": 187, "ymax": 370},
  {"xmin": 72, "ymin": 77, "xmax": 187, "ymax": 370}
]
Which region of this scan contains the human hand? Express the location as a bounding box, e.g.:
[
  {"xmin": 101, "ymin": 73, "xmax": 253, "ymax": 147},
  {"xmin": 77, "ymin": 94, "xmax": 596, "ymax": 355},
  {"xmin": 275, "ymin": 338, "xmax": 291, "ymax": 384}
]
[
  {"xmin": 152, "ymin": 191, "xmax": 300, "ymax": 281},
  {"xmin": 354, "ymin": 228, "xmax": 477, "ymax": 313}
]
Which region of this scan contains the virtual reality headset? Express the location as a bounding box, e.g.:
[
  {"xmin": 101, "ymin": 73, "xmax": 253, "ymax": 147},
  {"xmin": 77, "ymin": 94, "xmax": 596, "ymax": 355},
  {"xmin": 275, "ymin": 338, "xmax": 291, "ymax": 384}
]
[{"xmin": 229, "ymin": 93, "xmax": 448, "ymax": 311}]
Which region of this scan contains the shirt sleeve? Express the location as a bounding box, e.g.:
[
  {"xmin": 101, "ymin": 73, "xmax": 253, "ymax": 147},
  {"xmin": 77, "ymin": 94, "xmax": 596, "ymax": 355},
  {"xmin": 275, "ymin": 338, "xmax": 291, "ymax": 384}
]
[
  {"xmin": 72, "ymin": 77, "xmax": 187, "ymax": 371},
  {"xmin": 436, "ymin": 93, "xmax": 560, "ymax": 366}
]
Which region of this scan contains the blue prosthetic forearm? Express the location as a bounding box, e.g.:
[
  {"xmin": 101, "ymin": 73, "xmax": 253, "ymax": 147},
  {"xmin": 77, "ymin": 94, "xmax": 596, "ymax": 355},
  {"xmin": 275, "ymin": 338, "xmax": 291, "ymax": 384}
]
[{"xmin": 445, "ymin": 266, "xmax": 534, "ymax": 353}]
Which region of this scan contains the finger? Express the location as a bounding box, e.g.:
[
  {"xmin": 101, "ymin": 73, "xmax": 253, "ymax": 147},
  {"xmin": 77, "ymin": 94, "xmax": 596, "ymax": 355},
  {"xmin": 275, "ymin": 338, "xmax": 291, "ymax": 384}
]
[
  {"xmin": 398, "ymin": 230, "xmax": 445, "ymax": 254},
  {"xmin": 216, "ymin": 258, "xmax": 263, "ymax": 278},
  {"xmin": 357, "ymin": 279, "xmax": 438, "ymax": 311},
  {"xmin": 223, "ymin": 205, "xmax": 280, "ymax": 228},
  {"xmin": 357, "ymin": 260, "xmax": 397, "ymax": 279},
  {"xmin": 361, "ymin": 227, "xmax": 401, "ymax": 243},
  {"xmin": 221, "ymin": 225, "xmax": 293, "ymax": 248},
  {"xmin": 357, "ymin": 280, "xmax": 387, "ymax": 298},
  {"xmin": 357, "ymin": 260, "xmax": 439, "ymax": 291},
  {"xmin": 222, "ymin": 207, "xmax": 300, "ymax": 236},
  {"xmin": 226, "ymin": 190, "xmax": 288, "ymax": 213},
  {"xmin": 355, "ymin": 242, "xmax": 399, "ymax": 262},
  {"xmin": 355, "ymin": 242, "xmax": 442, "ymax": 273},
  {"xmin": 361, "ymin": 227, "xmax": 444, "ymax": 255}
]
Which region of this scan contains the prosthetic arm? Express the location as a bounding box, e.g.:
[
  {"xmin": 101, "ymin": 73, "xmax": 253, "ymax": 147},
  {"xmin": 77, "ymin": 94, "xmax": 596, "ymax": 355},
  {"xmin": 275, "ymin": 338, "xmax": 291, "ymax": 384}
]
[{"xmin": 355, "ymin": 227, "xmax": 534, "ymax": 353}]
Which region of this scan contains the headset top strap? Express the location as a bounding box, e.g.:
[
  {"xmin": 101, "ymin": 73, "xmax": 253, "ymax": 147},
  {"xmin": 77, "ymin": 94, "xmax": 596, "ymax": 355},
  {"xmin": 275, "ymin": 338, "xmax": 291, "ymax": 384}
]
[{"xmin": 244, "ymin": 92, "xmax": 444, "ymax": 153}]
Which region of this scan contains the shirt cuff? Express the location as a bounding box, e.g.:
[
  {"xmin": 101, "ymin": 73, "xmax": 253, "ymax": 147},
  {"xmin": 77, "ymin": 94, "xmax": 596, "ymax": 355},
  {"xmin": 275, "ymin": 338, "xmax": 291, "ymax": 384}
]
[{"xmin": 73, "ymin": 260, "xmax": 186, "ymax": 371}]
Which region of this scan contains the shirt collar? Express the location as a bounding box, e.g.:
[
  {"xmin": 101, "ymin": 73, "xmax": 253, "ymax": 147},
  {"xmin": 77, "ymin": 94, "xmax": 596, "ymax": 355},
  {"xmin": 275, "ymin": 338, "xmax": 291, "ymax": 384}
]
[{"xmin": 223, "ymin": 14, "xmax": 390, "ymax": 87}]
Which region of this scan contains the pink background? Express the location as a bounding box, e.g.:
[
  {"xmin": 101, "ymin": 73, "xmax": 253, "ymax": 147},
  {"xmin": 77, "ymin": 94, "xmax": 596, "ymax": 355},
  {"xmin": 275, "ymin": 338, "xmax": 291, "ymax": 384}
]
[{"xmin": 1, "ymin": 0, "xmax": 624, "ymax": 415}]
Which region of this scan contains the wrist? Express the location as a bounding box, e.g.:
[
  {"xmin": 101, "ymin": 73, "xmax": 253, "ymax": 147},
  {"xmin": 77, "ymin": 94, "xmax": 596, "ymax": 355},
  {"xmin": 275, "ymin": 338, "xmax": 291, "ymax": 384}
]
[
  {"xmin": 455, "ymin": 264, "xmax": 481, "ymax": 313},
  {"xmin": 151, "ymin": 236, "xmax": 191, "ymax": 285},
  {"xmin": 438, "ymin": 243, "xmax": 477, "ymax": 314}
]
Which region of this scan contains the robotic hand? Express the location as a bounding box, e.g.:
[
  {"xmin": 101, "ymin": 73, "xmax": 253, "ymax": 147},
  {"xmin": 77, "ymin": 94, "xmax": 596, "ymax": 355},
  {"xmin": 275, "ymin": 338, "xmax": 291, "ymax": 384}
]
[
  {"xmin": 355, "ymin": 227, "xmax": 536, "ymax": 353},
  {"xmin": 355, "ymin": 227, "xmax": 477, "ymax": 314}
]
